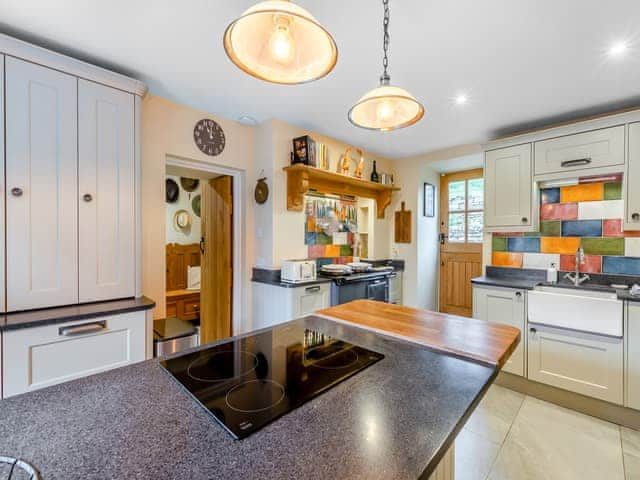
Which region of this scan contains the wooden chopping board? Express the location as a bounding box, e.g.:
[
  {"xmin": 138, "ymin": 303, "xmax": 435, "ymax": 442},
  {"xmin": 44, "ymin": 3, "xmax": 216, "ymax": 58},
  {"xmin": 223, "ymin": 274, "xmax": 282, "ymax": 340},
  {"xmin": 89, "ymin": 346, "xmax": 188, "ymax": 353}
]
[{"xmin": 394, "ymin": 201, "xmax": 411, "ymax": 243}]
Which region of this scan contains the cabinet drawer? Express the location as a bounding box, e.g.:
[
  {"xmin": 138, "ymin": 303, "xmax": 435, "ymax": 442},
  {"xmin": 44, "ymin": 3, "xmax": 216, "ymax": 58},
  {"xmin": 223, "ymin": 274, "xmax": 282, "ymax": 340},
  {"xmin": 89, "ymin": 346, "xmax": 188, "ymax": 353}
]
[
  {"xmin": 183, "ymin": 300, "xmax": 200, "ymax": 318},
  {"xmin": 166, "ymin": 301, "xmax": 178, "ymax": 318},
  {"xmin": 2, "ymin": 312, "xmax": 146, "ymax": 398},
  {"xmin": 527, "ymin": 324, "xmax": 623, "ymax": 404},
  {"xmin": 534, "ymin": 126, "xmax": 625, "ymax": 176},
  {"xmin": 292, "ymin": 284, "xmax": 330, "ymax": 317}
]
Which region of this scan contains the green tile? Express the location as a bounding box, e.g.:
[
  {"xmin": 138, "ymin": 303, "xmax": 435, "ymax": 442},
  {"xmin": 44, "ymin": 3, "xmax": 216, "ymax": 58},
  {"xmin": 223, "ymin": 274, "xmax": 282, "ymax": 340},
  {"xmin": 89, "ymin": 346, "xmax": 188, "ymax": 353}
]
[
  {"xmin": 492, "ymin": 237, "xmax": 507, "ymax": 252},
  {"xmin": 582, "ymin": 237, "xmax": 625, "ymax": 256},
  {"xmin": 540, "ymin": 221, "xmax": 561, "ymax": 237},
  {"xmin": 340, "ymin": 245, "xmax": 353, "ymax": 256},
  {"xmin": 604, "ymin": 182, "xmax": 622, "ymax": 200},
  {"xmin": 317, "ymin": 232, "xmax": 333, "ymax": 245}
]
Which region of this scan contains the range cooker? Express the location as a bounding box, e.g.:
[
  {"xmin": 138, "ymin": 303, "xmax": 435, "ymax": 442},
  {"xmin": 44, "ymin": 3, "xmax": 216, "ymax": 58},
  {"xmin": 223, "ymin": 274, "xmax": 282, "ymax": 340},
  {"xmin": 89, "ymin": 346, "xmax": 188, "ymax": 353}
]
[
  {"xmin": 319, "ymin": 270, "xmax": 392, "ymax": 305},
  {"xmin": 160, "ymin": 323, "xmax": 383, "ymax": 439}
]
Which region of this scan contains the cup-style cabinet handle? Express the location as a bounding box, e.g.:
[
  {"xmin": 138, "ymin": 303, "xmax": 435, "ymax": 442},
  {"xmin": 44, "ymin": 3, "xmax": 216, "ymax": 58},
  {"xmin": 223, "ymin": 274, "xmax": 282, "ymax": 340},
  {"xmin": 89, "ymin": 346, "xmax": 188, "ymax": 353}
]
[
  {"xmin": 530, "ymin": 327, "xmax": 537, "ymax": 334},
  {"xmin": 521, "ymin": 217, "xmax": 528, "ymax": 223},
  {"xmin": 633, "ymin": 213, "xmax": 640, "ymax": 221},
  {"xmin": 83, "ymin": 193, "xmax": 93, "ymax": 202},
  {"xmin": 11, "ymin": 187, "xmax": 23, "ymax": 197},
  {"xmin": 515, "ymin": 291, "xmax": 522, "ymax": 297}
]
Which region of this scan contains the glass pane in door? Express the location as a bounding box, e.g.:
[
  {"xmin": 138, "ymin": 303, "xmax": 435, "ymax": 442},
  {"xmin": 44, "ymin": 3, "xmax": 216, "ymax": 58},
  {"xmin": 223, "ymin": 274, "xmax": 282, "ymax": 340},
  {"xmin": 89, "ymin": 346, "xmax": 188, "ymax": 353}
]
[
  {"xmin": 468, "ymin": 212, "xmax": 484, "ymax": 243},
  {"xmin": 448, "ymin": 213, "xmax": 466, "ymax": 242},
  {"xmin": 468, "ymin": 178, "xmax": 484, "ymax": 210},
  {"xmin": 448, "ymin": 181, "xmax": 466, "ymax": 211}
]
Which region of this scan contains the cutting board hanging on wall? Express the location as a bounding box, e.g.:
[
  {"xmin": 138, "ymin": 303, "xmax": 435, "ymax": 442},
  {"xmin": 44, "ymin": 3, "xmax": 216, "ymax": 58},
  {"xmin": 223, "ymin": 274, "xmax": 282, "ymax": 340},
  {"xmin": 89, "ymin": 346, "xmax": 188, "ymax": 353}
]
[{"xmin": 394, "ymin": 201, "xmax": 412, "ymax": 243}]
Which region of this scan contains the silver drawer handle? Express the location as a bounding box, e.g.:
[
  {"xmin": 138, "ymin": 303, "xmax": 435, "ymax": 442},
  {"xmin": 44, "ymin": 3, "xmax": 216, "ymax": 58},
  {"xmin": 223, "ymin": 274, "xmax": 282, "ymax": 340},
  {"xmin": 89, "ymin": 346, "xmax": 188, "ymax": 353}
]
[
  {"xmin": 305, "ymin": 286, "xmax": 321, "ymax": 293},
  {"xmin": 561, "ymin": 158, "xmax": 591, "ymax": 168},
  {"xmin": 59, "ymin": 321, "xmax": 106, "ymax": 337}
]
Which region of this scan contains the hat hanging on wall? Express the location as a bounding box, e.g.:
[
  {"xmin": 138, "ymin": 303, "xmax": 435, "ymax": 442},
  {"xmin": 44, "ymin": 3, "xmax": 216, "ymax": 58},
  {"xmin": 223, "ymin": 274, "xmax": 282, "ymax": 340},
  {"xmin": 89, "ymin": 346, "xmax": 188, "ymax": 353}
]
[
  {"xmin": 173, "ymin": 209, "xmax": 192, "ymax": 232},
  {"xmin": 180, "ymin": 177, "xmax": 200, "ymax": 192},
  {"xmin": 166, "ymin": 178, "xmax": 179, "ymax": 203},
  {"xmin": 192, "ymin": 194, "xmax": 201, "ymax": 218}
]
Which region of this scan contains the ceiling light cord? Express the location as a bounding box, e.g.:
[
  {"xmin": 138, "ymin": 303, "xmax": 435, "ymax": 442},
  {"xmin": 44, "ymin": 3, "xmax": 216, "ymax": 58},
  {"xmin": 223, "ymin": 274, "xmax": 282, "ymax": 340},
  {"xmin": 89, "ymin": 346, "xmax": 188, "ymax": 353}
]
[{"xmin": 381, "ymin": 0, "xmax": 390, "ymax": 85}]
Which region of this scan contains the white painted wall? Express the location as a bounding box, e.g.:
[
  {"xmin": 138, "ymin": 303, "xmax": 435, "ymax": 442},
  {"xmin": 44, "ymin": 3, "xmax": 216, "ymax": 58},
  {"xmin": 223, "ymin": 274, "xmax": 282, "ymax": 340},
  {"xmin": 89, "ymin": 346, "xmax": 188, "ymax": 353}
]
[{"xmin": 165, "ymin": 174, "xmax": 201, "ymax": 245}]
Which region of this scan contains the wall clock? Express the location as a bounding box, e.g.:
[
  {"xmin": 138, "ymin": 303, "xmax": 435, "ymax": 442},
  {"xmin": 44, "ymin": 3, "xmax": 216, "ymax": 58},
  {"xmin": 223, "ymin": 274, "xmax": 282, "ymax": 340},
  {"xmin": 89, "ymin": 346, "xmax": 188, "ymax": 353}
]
[{"xmin": 194, "ymin": 119, "xmax": 225, "ymax": 156}]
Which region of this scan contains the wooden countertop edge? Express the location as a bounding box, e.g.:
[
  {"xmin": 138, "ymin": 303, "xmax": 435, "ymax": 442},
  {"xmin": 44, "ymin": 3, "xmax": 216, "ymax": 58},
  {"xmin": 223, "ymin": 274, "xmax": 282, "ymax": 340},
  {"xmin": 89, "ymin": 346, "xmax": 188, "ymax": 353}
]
[{"xmin": 316, "ymin": 300, "xmax": 520, "ymax": 368}]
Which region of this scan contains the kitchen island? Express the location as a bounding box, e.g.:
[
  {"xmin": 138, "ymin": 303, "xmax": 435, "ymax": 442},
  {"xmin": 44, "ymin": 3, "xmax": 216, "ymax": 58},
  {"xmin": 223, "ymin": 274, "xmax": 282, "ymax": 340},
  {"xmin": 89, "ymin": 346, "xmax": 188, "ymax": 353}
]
[{"xmin": 0, "ymin": 301, "xmax": 519, "ymax": 479}]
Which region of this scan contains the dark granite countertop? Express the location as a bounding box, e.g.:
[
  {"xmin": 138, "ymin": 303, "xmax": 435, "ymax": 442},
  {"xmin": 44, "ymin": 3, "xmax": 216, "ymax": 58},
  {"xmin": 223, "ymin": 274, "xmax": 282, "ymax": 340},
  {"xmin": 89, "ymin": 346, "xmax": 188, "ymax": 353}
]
[
  {"xmin": 0, "ymin": 315, "xmax": 496, "ymax": 480},
  {"xmin": 0, "ymin": 296, "xmax": 155, "ymax": 332},
  {"xmin": 471, "ymin": 275, "xmax": 542, "ymax": 291}
]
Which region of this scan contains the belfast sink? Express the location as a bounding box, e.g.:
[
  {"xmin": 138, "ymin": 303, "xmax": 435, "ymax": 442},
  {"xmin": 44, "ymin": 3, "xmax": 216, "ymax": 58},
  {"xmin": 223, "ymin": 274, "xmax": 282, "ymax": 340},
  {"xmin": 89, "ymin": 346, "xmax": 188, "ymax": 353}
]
[{"xmin": 528, "ymin": 286, "xmax": 623, "ymax": 337}]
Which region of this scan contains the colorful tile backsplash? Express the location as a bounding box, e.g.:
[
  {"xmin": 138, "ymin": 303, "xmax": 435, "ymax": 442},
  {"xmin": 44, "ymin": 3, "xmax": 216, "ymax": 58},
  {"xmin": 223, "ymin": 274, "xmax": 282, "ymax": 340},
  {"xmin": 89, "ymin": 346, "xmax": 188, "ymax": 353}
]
[
  {"xmin": 304, "ymin": 194, "xmax": 357, "ymax": 263},
  {"xmin": 490, "ymin": 179, "xmax": 640, "ymax": 275}
]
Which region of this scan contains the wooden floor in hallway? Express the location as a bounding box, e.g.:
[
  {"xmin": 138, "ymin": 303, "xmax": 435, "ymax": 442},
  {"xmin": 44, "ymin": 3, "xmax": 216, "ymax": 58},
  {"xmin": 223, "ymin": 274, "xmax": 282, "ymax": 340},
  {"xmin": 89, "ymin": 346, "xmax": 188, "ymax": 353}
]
[{"xmin": 456, "ymin": 385, "xmax": 640, "ymax": 480}]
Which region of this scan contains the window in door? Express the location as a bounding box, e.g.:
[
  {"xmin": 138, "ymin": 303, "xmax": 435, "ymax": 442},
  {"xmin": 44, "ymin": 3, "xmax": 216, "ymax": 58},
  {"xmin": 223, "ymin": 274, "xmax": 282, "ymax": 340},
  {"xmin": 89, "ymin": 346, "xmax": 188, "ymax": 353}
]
[{"xmin": 447, "ymin": 177, "xmax": 484, "ymax": 243}]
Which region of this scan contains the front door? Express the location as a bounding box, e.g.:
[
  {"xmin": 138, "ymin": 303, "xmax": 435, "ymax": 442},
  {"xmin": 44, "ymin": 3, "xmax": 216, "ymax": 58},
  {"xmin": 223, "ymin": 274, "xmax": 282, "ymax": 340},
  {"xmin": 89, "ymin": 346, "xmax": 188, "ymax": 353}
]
[
  {"xmin": 200, "ymin": 176, "xmax": 233, "ymax": 344},
  {"xmin": 439, "ymin": 169, "xmax": 484, "ymax": 317}
]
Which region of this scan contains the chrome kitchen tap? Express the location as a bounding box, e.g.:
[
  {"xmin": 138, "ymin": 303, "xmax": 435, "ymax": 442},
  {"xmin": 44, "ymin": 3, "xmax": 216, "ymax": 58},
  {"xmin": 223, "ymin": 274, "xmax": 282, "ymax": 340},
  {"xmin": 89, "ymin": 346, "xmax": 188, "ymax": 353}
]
[{"xmin": 564, "ymin": 246, "xmax": 590, "ymax": 286}]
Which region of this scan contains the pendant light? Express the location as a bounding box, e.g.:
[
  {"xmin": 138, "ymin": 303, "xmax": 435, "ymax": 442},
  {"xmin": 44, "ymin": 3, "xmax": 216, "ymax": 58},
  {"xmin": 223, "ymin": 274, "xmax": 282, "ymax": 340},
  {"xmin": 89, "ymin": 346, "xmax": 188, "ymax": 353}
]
[
  {"xmin": 348, "ymin": 0, "xmax": 424, "ymax": 131},
  {"xmin": 223, "ymin": 1, "xmax": 338, "ymax": 85}
]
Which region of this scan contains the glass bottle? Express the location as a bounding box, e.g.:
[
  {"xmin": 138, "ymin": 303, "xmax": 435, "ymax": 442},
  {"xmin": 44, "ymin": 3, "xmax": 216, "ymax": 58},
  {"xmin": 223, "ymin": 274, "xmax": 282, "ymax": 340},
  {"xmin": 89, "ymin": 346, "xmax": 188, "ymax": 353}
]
[{"xmin": 370, "ymin": 160, "xmax": 379, "ymax": 183}]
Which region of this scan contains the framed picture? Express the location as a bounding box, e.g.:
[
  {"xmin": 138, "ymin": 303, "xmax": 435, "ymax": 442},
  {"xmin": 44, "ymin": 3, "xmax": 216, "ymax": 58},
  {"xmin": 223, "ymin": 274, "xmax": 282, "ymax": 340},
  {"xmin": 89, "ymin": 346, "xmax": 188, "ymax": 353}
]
[{"xmin": 423, "ymin": 183, "xmax": 435, "ymax": 217}]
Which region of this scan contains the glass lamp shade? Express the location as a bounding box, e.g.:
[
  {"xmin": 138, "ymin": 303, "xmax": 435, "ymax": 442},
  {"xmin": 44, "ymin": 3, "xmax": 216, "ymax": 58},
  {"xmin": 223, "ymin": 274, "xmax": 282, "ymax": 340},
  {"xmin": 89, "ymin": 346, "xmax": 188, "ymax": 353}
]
[
  {"xmin": 348, "ymin": 84, "xmax": 425, "ymax": 131},
  {"xmin": 223, "ymin": 1, "xmax": 338, "ymax": 85}
]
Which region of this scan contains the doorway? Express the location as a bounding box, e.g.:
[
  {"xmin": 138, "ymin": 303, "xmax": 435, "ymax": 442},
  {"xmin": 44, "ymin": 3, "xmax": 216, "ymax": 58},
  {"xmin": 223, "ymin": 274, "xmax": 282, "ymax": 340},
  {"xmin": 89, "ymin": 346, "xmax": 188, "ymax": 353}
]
[
  {"xmin": 164, "ymin": 160, "xmax": 237, "ymax": 345},
  {"xmin": 439, "ymin": 168, "xmax": 484, "ymax": 317}
]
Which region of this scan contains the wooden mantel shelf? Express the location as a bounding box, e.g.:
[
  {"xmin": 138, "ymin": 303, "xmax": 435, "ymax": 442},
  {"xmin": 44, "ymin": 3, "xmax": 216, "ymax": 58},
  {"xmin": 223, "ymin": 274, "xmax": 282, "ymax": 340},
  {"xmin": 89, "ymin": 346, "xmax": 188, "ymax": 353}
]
[{"xmin": 283, "ymin": 164, "xmax": 400, "ymax": 219}]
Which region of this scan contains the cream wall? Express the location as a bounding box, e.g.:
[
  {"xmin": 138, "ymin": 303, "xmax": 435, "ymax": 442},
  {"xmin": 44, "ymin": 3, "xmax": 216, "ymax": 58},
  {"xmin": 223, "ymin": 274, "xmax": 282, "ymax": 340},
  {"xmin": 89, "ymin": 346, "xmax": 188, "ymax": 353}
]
[
  {"xmin": 141, "ymin": 95, "xmax": 257, "ymax": 327},
  {"xmin": 394, "ymin": 144, "xmax": 483, "ymax": 310}
]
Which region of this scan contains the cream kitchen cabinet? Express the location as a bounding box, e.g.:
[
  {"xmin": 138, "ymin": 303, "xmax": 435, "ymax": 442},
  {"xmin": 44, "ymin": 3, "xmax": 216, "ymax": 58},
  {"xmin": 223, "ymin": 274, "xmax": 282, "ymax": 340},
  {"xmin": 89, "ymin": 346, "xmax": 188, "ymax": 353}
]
[
  {"xmin": 625, "ymin": 302, "xmax": 640, "ymax": 409},
  {"xmin": 472, "ymin": 285, "xmax": 525, "ymax": 376},
  {"xmin": 527, "ymin": 323, "xmax": 623, "ymax": 404},
  {"xmin": 78, "ymin": 79, "xmax": 135, "ymax": 302},
  {"xmin": 625, "ymin": 122, "xmax": 640, "ymax": 231},
  {"xmin": 484, "ymin": 144, "xmax": 535, "ymax": 232},
  {"xmin": 252, "ymin": 282, "xmax": 331, "ymax": 332},
  {"xmin": 534, "ymin": 125, "xmax": 625, "ymax": 176},
  {"xmin": 5, "ymin": 56, "xmax": 79, "ymax": 311},
  {"xmin": 0, "ymin": 55, "xmax": 4, "ymax": 313},
  {"xmin": 2, "ymin": 52, "xmax": 140, "ymax": 311},
  {"xmin": 2, "ymin": 311, "xmax": 146, "ymax": 398}
]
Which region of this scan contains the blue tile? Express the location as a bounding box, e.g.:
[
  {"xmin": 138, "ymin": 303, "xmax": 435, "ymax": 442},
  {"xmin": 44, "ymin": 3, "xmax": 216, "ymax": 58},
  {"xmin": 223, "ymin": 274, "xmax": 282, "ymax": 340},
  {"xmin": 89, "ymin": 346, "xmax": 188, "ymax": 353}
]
[
  {"xmin": 602, "ymin": 256, "xmax": 640, "ymax": 275},
  {"xmin": 316, "ymin": 258, "xmax": 334, "ymax": 268},
  {"xmin": 304, "ymin": 231, "xmax": 317, "ymax": 245},
  {"xmin": 541, "ymin": 187, "xmax": 560, "ymax": 205},
  {"xmin": 507, "ymin": 237, "xmax": 540, "ymax": 253},
  {"xmin": 561, "ymin": 220, "xmax": 602, "ymax": 237}
]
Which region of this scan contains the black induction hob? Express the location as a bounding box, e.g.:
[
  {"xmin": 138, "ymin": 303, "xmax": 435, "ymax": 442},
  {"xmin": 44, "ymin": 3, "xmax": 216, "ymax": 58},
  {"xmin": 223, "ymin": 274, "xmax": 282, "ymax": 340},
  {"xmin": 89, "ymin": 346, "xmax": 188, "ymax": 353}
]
[{"xmin": 160, "ymin": 323, "xmax": 384, "ymax": 439}]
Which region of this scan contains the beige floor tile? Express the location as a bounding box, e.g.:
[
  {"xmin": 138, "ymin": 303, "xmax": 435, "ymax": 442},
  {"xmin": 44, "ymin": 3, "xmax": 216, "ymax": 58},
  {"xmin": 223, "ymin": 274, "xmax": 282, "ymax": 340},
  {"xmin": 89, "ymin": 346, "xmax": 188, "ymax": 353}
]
[
  {"xmin": 487, "ymin": 397, "xmax": 624, "ymax": 480},
  {"xmin": 622, "ymin": 427, "xmax": 640, "ymax": 457},
  {"xmin": 624, "ymin": 453, "xmax": 640, "ymax": 480},
  {"xmin": 463, "ymin": 384, "xmax": 525, "ymax": 445},
  {"xmin": 455, "ymin": 428, "xmax": 501, "ymax": 480}
]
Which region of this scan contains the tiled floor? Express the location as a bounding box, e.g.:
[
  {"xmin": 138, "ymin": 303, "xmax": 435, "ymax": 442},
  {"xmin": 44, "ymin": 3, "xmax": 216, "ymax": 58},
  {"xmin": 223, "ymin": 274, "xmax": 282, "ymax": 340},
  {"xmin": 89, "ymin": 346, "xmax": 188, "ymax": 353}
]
[{"xmin": 456, "ymin": 385, "xmax": 640, "ymax": 480}]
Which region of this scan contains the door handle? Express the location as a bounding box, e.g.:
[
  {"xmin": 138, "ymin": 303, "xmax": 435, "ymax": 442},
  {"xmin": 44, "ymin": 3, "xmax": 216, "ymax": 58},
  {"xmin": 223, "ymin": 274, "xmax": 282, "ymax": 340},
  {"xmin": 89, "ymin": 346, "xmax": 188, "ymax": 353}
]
[
  {"xmin": 199, "ymin": 237, "xmax": 205, "ymax": 255},
  {"xmin": 561, "ymin": 158, "xmax": 592, "ymax": 168},
  {"xmin": 59, "ymin": 321, "xmax": 106, "ymax": 337},
  {"xmin": 439, "ymin": 233, "xmax": 447, "ymax": 245}
]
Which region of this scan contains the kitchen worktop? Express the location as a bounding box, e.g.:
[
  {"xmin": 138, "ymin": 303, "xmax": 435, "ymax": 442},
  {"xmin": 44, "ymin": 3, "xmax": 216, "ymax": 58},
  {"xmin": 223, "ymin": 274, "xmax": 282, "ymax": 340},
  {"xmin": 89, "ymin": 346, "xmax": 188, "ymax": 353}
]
[
  {"xmin": 318, "ymin": 300, "xmax": 520, "ymax": 368},
  {"xmin": 0, "ymin": 307, "xmax": 511, "ymax": 480},
  {"xmin": 472, "ymin": 266, "xmax": 640, "ymax": 302},
  {"xmin": 0, "ymin": 296, "xmax": 155, "ymax": 331}
]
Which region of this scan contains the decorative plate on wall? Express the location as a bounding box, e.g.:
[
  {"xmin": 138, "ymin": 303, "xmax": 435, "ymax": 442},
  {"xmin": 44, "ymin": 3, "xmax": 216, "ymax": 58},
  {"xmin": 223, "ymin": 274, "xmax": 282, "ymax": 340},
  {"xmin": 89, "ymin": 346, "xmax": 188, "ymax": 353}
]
[
  {"xmin": 166, "ymin": 178, "xmax": 179, "ymax": 203},
  {"xmin": 254, "ymin": 177, "xmax": 269, "ymax": 204},
  {"xmin": 192, "ymin": 194, "xmax": 201, "ymax": 218},
  {"xmin": 180, "ymin": 177, "xmax": 200, "ymax": 192}
]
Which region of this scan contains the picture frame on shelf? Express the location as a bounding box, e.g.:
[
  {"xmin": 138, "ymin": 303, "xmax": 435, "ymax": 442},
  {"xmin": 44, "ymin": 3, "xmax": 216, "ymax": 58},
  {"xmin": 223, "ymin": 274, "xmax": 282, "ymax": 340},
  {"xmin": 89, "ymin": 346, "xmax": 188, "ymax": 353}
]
[{"xmin": 424, "ymin": 182, "xmax": 435, "ymax": 217}]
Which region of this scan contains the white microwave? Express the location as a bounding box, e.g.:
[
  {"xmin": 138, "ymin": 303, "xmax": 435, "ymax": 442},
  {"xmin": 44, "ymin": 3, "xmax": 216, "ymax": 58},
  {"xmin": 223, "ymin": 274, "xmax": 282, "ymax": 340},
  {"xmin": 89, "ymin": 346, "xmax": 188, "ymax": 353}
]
[{"xmin": 281, "ymin": 260, "xmax": 317, "ymax": 283}]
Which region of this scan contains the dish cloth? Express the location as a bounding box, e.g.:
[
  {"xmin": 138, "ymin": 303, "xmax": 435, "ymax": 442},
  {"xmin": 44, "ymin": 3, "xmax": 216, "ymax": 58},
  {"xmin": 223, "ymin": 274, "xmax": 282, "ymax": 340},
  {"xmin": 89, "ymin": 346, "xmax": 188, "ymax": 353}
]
[{"xmin": 631, "ymin": 284, "xmax": 640, "ymax": 296}]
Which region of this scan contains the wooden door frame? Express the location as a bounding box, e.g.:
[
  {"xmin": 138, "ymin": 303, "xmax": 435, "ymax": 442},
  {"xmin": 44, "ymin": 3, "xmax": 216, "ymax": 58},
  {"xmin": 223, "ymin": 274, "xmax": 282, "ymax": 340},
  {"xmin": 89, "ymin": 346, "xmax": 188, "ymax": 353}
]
[{"xmin": 165, "ymin": 155, "xmax": 243, "ymax": 335}]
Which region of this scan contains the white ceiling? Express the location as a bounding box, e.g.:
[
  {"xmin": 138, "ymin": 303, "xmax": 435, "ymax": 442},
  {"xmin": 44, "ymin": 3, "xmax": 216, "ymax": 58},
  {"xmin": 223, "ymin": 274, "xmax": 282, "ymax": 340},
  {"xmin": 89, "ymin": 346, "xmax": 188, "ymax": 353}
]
[{"xmin": 1, "ymin": 0, "xmax": 640, "ymax": 159}]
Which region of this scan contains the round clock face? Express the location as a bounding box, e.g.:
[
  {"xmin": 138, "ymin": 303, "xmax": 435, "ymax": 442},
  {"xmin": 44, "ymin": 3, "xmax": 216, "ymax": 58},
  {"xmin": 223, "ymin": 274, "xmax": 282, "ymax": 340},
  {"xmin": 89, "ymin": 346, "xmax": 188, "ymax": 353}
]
[{"xmin": 194, "ymin": 119, "xmax": 225, "ymax": 156}]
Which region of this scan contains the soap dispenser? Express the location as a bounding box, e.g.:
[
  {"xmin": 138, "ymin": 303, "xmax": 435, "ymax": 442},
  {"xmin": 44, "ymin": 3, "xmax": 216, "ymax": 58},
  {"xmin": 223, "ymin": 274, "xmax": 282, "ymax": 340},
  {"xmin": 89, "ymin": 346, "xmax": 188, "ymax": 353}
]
[{"xmin": 547, "ymin": 262, "xmax": 558, "ymax": 284}]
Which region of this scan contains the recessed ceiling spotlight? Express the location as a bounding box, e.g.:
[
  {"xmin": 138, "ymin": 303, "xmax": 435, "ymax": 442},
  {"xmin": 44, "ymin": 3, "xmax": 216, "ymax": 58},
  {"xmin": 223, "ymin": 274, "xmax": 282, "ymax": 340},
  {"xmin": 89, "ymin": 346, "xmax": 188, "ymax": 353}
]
[
  {"xmin": 237, "ymin": 115, "xmax": 258, "ymax": 126},
  {"xmin": 455, "ymin": 94, "xmax": 468, "ymax": 106},
  {"xmin": 609, "ymin": 41, "xmax": 629, "ymax": 57}
]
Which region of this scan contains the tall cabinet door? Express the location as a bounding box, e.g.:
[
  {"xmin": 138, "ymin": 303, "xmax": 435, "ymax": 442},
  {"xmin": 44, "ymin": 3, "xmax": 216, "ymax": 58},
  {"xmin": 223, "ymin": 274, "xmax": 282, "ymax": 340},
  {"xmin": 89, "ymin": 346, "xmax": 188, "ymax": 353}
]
[
  {"xmin": 484, "ymin": 144, "xmax": 533, "ymax": 230},
  {"xmin": 0, "ymin": 55, "xmax": 5, "ymax": 313},
  {"xmin": 78, "ymin": 80, "xmax": 135, "ymax": 302},
  {"xmin": 5, "ymin": 57, "xmax": 78, "ymax": 311},
  {"xmin": 625, "ymin": 122, "xmax": 640, "ymax": 231}
]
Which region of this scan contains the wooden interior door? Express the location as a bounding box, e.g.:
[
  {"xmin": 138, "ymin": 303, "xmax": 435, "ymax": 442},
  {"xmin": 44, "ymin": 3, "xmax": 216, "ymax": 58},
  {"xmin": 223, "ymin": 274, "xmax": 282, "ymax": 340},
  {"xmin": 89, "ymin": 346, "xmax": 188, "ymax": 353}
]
[
  {"xmin": 439, "ymin": 169, "xmax": 484, "ymax": 317},
  {"xmin": 200, "ymin": 176, "xmax": 233, "ymax": 344}
]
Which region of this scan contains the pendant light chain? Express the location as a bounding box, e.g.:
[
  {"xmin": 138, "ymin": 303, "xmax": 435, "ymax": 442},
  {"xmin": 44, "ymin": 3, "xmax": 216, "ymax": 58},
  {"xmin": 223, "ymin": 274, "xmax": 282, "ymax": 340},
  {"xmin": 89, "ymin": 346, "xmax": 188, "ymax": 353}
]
[{"xmin": 381, "ymin": 0, "xmax": 390, "ymax": 85}]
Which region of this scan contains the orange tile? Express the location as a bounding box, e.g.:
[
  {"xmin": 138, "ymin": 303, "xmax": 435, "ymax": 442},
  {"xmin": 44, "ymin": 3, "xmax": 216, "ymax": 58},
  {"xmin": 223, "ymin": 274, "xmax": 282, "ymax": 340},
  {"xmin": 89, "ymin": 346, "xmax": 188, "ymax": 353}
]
[
  {"xmin": 492, "ymin": 252, "xmax": 523, "ymax": 268},
  {"xmin": 324, "ymin": 245, "xmax": 341, "ymax": 257},
  {"xmin": 560, "ymin": 183, "xmax": 604, "ymax": 203},
  {"xmin": 540, "ymin": 236, "xmax": 581, "ymax": 254}
]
